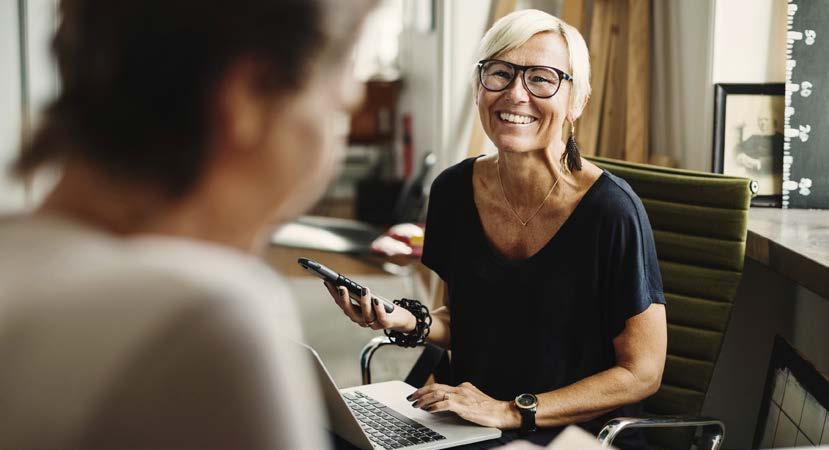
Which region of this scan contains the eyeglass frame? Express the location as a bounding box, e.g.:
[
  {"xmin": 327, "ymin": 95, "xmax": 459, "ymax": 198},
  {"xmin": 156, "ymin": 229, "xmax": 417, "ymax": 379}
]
[{"xmin": 477, "ymin": 59, "xmax": 574, "ymax": 99}]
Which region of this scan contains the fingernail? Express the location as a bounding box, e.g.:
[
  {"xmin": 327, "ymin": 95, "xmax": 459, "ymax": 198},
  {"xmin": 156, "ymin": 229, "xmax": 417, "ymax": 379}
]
[
  {"xmin": 406, "ymin": 394, "xmax": 413, "ymax": 400},
  {"xmin": 361, "ymin": 287, "xmax": 368, "ymax": 296},
  {"xmin": 411, "ymin": 402, "xmax": 418, "ymax": 408},
  {"xmin": 373, "ymin": 298, "xmax": 378, "ymax": 305}
]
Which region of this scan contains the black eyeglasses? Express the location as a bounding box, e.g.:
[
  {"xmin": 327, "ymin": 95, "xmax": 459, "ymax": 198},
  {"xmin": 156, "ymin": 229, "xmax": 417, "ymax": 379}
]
[{"xmin": 477, "ymin": 59, "xmax": 573, "ymax": 99}]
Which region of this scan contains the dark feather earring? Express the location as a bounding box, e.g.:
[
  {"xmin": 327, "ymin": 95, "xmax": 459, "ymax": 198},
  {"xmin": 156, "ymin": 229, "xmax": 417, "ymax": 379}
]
[{"xmin": 563, "ymin": 120, "xmax": 583, "ymax": 172}]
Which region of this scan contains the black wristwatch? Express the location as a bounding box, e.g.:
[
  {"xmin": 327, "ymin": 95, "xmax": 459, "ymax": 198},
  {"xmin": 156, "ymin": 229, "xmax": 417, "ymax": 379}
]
[{"xmin": 514, "ymin": 393, "xmax": 537, "ymax": 435}]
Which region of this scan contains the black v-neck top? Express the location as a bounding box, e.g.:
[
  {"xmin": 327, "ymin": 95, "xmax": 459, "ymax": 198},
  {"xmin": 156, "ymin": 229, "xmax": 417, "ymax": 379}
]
[{"xmin": 421, "ymin": 157, "xmax": 666, "ymax": 448}]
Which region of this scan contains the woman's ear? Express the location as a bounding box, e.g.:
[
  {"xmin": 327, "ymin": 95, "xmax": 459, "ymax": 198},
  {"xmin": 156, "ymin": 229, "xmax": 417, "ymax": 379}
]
[
  {"xmin": 214, "ymin": 59, "xmax": 270, "ymax": 154},
  {"xmin": 568, "ymin": 94, "xmax": 589, "ymax": 122}
]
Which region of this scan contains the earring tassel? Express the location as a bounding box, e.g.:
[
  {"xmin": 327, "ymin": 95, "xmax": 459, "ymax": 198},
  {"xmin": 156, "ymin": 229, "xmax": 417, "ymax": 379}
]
[{"xmin": 564, "ymin": 135, "xmax": 582, "ymax": 172}]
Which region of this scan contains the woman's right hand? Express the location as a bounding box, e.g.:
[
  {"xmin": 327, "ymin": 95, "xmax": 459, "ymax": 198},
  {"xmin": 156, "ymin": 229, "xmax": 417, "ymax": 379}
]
[{"xmin": 324, "ymin": 281, "xmax": 417, "ymax": 332}]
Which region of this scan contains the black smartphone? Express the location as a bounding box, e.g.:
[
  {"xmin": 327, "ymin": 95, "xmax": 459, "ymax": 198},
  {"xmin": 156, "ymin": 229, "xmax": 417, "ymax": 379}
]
[{"xmin": 297, "ymin": 258, "xmax": 395, "ymax": 314}]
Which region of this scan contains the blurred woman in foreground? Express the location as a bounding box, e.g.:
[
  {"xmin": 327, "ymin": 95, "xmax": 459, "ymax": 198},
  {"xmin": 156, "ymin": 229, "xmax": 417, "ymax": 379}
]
[{"xmin": 0, "ymin": 0, "xmax": 373, "ymax": 448}]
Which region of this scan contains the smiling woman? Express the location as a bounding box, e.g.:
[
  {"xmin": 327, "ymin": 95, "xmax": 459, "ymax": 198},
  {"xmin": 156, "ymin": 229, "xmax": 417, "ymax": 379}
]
[{"xmin": 326, "ymin": 8, "xmax": 668, "ymax": 450}]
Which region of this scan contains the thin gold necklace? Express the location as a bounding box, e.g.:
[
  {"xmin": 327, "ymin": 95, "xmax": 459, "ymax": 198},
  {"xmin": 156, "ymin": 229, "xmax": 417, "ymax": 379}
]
[{"xmin": 496, "ymin": 158, "xmax": 560, "ymax": 227}]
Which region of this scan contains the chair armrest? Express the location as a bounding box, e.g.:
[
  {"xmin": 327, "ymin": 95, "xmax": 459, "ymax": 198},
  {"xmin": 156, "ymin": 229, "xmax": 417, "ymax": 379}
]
[
  {"xmin": 362, "ymin": 335, "xmax": 451, "ymax": 387},
  {"xmin": 360, "ymin": 336, "xmax": 397, "ymax": 385},
  {"xmin": 597, "ymin": 416, "xmax": 725, "ymax": 450}
]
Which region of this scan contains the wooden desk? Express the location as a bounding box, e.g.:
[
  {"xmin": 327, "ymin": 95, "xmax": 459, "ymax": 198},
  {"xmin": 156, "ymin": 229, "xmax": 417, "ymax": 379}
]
[
  {"xmin": 265, "ymin": 246, "xmax": 389, "ymax": 277},
  {"xmin": 266, "ymin": 245, "xmax": 434, "ymax": 296}
]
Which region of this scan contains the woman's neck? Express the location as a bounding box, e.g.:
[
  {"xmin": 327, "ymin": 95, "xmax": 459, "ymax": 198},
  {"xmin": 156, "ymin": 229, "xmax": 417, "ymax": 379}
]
[
  {"xmin": 496, "ymin": 142, "xmax": 567, "ymax": 208},
  {"xmin": 38, "ymin": 162, "xmax": 272, "ymax": 254}
]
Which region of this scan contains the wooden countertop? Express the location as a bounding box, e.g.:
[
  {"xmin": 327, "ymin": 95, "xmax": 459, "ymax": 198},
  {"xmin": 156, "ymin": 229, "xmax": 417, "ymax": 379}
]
[{"xmin": 745, "ymin": 208, "xmax": 829, "ymax": 299}]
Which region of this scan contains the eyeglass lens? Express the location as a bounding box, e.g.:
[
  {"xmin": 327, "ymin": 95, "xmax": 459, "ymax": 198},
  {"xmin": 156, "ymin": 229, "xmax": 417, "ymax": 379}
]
[{"xmin": 480, "ymin": 60, "xmax": 562, "ymax": 98}]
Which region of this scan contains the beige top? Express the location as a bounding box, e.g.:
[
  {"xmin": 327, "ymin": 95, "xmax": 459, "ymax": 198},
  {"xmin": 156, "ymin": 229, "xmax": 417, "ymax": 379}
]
[{"xmin": 0, "ymin": 214, "xmax": 328, "ymax": 450}]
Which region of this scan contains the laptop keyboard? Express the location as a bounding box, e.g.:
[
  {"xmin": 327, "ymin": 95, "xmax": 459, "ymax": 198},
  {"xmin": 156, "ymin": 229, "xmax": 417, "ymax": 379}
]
[{"xmin": 343, "ymin": 391, "xmax": 447, "ymax": 449}]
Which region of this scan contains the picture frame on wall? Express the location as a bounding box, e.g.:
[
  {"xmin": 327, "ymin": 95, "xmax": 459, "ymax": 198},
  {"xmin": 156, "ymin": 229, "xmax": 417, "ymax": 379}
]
[{"xmin": 713, "ymin": 83, "xmax": 785, "ymax": 207}]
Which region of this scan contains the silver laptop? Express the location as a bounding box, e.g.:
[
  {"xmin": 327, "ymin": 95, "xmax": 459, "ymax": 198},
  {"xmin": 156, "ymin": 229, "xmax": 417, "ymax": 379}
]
[{"xmin": 299, "ymin": 343, "xmax": 502, "ymax": 450}]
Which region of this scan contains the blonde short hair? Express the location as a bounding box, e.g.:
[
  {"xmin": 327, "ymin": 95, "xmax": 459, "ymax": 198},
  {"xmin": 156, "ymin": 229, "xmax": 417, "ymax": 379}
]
[{"xmin": 473, "ymin": 9, "xmax": 591, "ymax": 118}]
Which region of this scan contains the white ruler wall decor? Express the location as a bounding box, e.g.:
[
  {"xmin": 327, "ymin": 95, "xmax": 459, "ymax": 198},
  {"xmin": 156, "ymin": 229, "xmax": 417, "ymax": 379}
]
[{"xmin": 783, "ymin": 0, "xmax": 828, "ymax": 209}]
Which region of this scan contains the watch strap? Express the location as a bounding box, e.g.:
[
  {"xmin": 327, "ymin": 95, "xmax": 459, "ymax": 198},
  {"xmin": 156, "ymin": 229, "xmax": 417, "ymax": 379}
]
[{"xmin": 518, "ymin": 405, "xmax": 537, "ymax": 435}]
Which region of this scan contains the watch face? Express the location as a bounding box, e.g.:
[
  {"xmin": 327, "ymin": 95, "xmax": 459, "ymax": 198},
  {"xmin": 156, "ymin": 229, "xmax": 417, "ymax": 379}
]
[{"xmin": 515, "ymin": 393, "xmax": 537, "ymax": 409}]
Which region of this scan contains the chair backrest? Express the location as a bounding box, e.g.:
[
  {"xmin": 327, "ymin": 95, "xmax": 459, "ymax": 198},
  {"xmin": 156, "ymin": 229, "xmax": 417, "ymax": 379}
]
[{"xmin": 587, "ymin": 156, "xmax": 754, "ymax": 450}]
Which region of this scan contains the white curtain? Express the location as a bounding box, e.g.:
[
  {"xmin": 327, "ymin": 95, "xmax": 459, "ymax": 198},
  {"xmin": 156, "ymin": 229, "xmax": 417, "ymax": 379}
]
[{"xmin": 651, "ymin": 0, "xmax": 716, "ymax": 171}]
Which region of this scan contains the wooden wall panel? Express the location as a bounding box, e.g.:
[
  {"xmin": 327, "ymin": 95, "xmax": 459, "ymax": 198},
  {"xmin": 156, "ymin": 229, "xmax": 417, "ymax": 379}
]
[
  {"xmin": 625, "ymin": 0, "xmax": 651, "ymax": 163},
  {"xmin": 579, "ymin": 0, "xmax": 612, "ymax": 156},
  {"xmin": 597, "ymin": 0, "xmax": 628, "ymax": 160}
]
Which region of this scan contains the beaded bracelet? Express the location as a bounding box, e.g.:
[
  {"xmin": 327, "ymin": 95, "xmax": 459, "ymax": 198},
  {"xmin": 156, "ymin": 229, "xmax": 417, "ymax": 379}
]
[{"xmin": 384, "ymin": 298, "xmax": 431, "ymax": 348}]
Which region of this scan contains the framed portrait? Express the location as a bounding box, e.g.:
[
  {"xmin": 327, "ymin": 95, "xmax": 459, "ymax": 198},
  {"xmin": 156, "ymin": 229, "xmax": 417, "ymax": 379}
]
[{"xmin": 713, "ymin": 83, "xmax": 785, "ymax": 207}]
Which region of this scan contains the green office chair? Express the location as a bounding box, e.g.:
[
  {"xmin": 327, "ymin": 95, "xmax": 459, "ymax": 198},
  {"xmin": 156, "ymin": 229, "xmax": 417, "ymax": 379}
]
[{"xmin": 359, "ymin": 156, "xmax": 756, "ymax": 450}]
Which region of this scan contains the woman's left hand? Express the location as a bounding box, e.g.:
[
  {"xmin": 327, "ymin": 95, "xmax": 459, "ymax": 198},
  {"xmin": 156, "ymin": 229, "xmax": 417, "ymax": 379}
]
[{"xmin": 407, "ymin": 382, "xmax": 519, "ymax": 429}]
